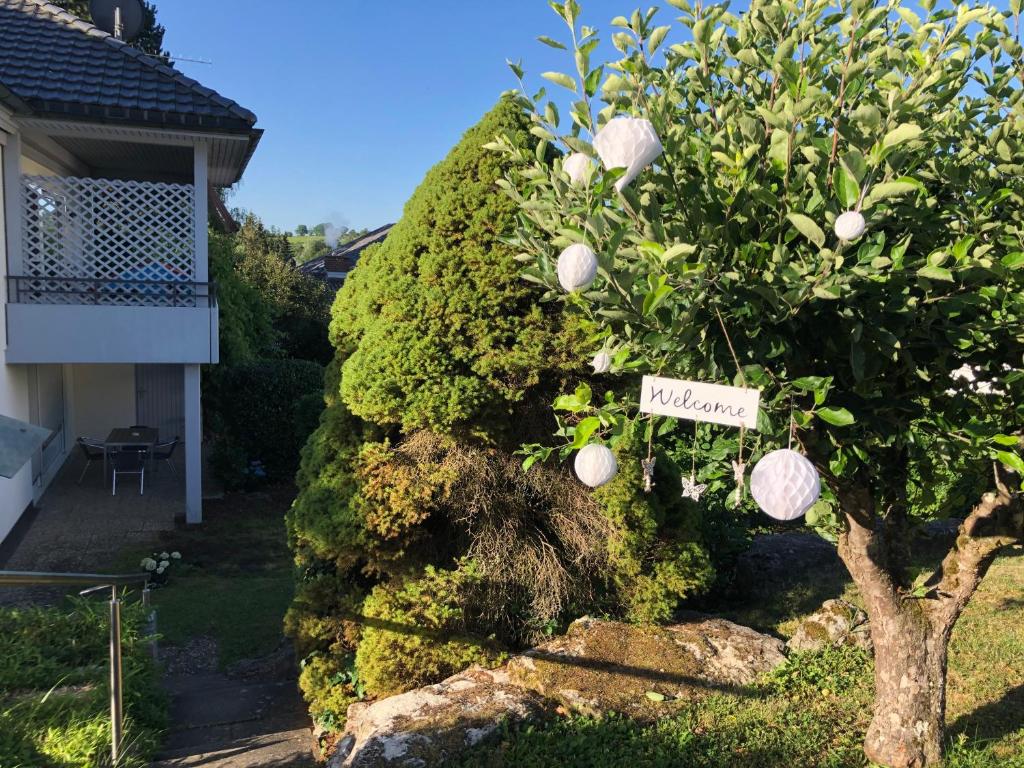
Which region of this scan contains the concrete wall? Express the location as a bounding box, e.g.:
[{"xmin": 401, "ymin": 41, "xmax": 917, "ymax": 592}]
[
  {"xmin": 69, "ymin": 364, "xmax": 136, "ymax": 441},
  {"xmin": 0, "ymin": 134, "xmax": 36, "ymax": 543}
]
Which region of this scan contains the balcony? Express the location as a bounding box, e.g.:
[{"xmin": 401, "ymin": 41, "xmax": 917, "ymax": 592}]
[{"xmin": 4, "ymin": 175, "xmax": 218, "ymax": 365}]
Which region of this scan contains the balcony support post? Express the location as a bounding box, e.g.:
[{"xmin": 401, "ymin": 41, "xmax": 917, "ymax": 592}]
[
  {"xmin": 184, "ymin": 363, "xmax": 202, "ymax": 524},
  {"xmin": 193, "ymin": 142, "xmax": 208, "ymax": 284},
  {"xmin": 2, "ymin": 130, "xmax": 22, "ymax": 277}
]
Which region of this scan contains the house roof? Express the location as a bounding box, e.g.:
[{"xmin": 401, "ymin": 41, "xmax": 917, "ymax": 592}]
[
  {"xmin": 299, "ymin": 224, "xmax": 395, "ymax": 281},
  {"xmin": 0, "ymin": 0, "xmax": 257, "ymax": 131}
]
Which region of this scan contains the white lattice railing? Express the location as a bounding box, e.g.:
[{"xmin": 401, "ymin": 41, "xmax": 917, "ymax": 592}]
[{"xmin": 18, "ymin": 175, "xmax": 197, "ymax": 307}]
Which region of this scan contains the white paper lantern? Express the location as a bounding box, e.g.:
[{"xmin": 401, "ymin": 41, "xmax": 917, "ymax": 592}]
[
  {"xmin": 834, "ymin": 210, "xmax": 866, "ymax": 241},
  {"xmin": 591, "ymin": 351, "xmax": 611, "ymax": 374},
  {"xmin": 557, "ymin": 243, "xmax": 598, "ymax": 292},
  {"xmin": 574, "ymin": 443, "xmax": 618, "ymax": 488},
  {"xmin": 750, "ymin": 449, "xmax": 821, "ymax": 521},
  {"xmin": 593, "ymin": 117, "xmax": 663, "ymax": 191},
  {"xmin": 563, "ymin": 152, "xmax": 594, "ymax": 186}
]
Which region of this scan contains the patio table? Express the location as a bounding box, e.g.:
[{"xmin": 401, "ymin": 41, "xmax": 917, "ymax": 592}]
[{"xmin": 103, "ymin": 427, "xmax": 159, "ymax": 485}]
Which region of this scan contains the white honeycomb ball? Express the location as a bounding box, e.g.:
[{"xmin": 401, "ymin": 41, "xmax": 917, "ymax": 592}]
[
  {"xmin": 562, "ymin": 152, "xmax": 595, "ymax": 186},
  {"xmin": 750, "ymin": 449, "xmax": 821, "ymax": 521},
  {"xmin": 574, "ymin": 444, "xmax": 618, "ymax": 488},
  {"xmin": 834, "ymin": 210, "xmax": 866, "ymax": 241},
  {"xmin": 593, "ymin": 117, "xmax": 663, "ymax": 191},
  {"xmin": 591, "ymin": 351, "xmax": 611, "ymax": 374},
  {"xmin": 557, "ymin": 243, "xmax": 598, "ymax": 292}
]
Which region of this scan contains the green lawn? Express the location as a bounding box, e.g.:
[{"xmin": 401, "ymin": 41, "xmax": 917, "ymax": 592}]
[
  {"xmin": 140, "ymin": 487, "xmax": 298, "ymax": 669},
  {"xmin": 456, "ymin": 548, "xmax": 1024, "ymax": 768}
]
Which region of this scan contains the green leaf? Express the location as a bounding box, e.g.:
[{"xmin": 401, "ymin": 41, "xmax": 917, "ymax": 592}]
[
  {"xmin": 645, "ymin": 691, "xmax": 666, "ymax": 702},
  {"xmin": 817, "ymin": 407, "xmax": 855, "ymax": 426},
  {"xmin": 786, "ymin": 213, "xmax": 826, "ymax": 247},
  {"xmin": 792, "ymin": 376, "xmax": 828, "ymax": 392},
  {"xmin": 864, "ymin": 180, "xmax": 920, "ymax": 207},
  {"xmin": 536, "ymin": 35, "xmax": 567, "ymax": 50},
  {"xmin": 542, "ymin": 71, "xmax": 577, "ymax": 92},
  {"xmin": 661, "ymin": 242, "xmax": 698, "ymax": 262},
  {"xmin": 881, "ymin": 123, "xmax": 922, "ymax": 151},
  {"xmin": 572, "ymin": 416, "xmax": 602, "ymax": 447},
  {"xmin": 1002, "ymin": 252, "xmax": 1024, "ymax": 269},
  {"xmin": 648, "ymin": 25, "xmax": 671, "ymax": 53},
  {"xmin": 833, "ymin": 164, "xmax": 859, "ymax": 209},
  {"xmin": 642, "ymin": 284, "xmax": 674, "ymax": 315},
  {"xmin": 917, "ymin": 264, "xmax": 954, "ymax": 282},
  {"xmin": 995, "ymin": 451, "xmax": 1024, "ymax": 474}
]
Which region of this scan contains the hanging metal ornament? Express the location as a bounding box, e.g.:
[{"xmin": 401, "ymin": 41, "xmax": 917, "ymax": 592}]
[
  {"xmin": 641, "ymin": 456, "xmax": 656, "ymax": 493},
  {"xmin": 681, "ymin": 474, "xmax": 708, "ymax": 502}
]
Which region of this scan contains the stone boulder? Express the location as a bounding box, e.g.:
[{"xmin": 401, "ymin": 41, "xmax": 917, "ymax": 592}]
[
  {"xmin": 506, "ymin": 615, "xmax": 786, "ymax": 716},
  {"xmin": 327, "ymin": 666, "xmax": 546, "ymax": 768},
  {"xmin": 786, "ymin": 599, "xmax": 872, "ymax": 653}
]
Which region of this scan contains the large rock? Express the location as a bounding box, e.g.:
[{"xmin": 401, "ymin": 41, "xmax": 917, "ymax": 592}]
[
  {"xmin": 506, "ymin": 615, "xmax": 786, "ymax": 716},
  {"xmin": 328, "ymin": 666, "xmax": 546, "ymax": 767},
  {"xmin": 787, "ymin": 599, "xmax": 872, "ymax": 653}
]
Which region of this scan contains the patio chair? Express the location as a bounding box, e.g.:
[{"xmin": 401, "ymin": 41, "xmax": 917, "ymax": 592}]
[
  {"xmin": 111, "ymin": 449, "xmax": 146, "ymax": 496},
  {"xmin": 76, "ymin": 437, "xmax": 107, "ymax": 484},
  {"xmin": 152, "ymin": 437, "xmax": 179, "ymax": 476}
]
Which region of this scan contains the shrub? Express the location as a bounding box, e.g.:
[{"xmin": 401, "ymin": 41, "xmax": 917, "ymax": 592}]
[
  {"xmin": 287, "ymin": 96, "xmax": 715, "ymax": 727},
  {"xmin": 210, "ymin": 358, "xmax": 324, "ymax": 485}
]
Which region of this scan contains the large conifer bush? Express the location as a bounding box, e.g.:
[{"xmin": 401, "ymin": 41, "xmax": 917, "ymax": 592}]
[{"xmin": 286, "ymin": 97, "xmax": 714, "ymax": 728}]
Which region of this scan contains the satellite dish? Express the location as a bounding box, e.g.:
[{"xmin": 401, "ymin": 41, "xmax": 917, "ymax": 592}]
[{"xmin": 89, "ymin": 0, "xmax": 145, "ymax": 42}]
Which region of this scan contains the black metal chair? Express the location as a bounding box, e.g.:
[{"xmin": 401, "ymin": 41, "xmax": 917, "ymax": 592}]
[
  {"xmin": 152, "ymin": 437, "xmax": 179, "ymax": 476},
  {"xmin": 76, "ymin": 437, "xmax": 106, "ymax": 484},
  {"xmin": 111, "ymin": 449, "xmax": 146, "ymax": 496}
]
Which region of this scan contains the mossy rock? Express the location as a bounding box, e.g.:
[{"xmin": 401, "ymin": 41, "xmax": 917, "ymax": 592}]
[
  {"xmin": 506, "ymin": 616, "xmax": 786, "ymax": 718},
  {"xmin": 329, "ymin": 667, "xmax": 546, "ymax": 767}
]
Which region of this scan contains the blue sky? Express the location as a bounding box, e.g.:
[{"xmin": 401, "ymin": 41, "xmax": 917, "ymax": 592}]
[{"xmin": 160, "ymin": 1, "xmax": 634, "ymax": 233}]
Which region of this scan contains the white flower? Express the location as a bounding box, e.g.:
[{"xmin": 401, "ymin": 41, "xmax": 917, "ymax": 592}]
[
  {"xmin": 562, "ymin": 152, "xmax": 594, "ymax": 186},
  {"xmin": 591, "ymin": 351, "xmax": 611, "ymax": 374},
  {"xmin": 171, "ymin": 552, "xmax": 181, "ymax": 560},
  {"xmin": 159, "ymin": 552, "xmax": 169, "ymax": 560},
  {"xmin": 593, "ymin": 117, "xmax": 663, "ymax": 191},
  {"xmin": 142, "ymin": 558, "xmax": 157, "ymax": 572},
  {"xmin": 556, "ymin": 243, "xmax": 599, "ymax": 292},
  {"xmin": 834, "ymin": 210, "xmax": 866, "ymax": 241},
  {"xmin": 156, "ymin": 566, "xmax": 165, "ymax": 575}
]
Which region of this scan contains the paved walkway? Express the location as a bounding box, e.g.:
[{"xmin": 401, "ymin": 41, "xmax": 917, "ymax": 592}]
[{"xmin": 152, "ymin": 639, "xmax": 314, "ymax": 767}]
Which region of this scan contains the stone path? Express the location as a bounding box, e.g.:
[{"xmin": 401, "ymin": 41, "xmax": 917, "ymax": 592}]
[{"xmin": 152, "ymin": 639, "xmax": 315, "ymax": 768}]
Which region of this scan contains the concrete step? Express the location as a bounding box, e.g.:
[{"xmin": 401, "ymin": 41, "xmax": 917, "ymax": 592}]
[{"xmin": 151, "ymin": 727, "xmax": 314, "ymax": 767}]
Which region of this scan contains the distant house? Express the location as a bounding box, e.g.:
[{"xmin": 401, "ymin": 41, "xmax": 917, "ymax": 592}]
[
  {"xmin": 298, "ymin": 223, "xmax": 393, "ymax": 291},
  {"xmin": 0, "ymin": 0, "xmax": 261, "ymax": 539}
]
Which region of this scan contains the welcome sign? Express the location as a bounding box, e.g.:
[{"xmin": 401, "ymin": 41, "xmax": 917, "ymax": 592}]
[{"xmin": 639, "ymin": 375, "xmax": 760, "ymax": 430}]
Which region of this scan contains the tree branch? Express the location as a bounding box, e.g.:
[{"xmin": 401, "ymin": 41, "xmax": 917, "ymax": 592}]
[
  {"xmin": 929, "ymin": 464, "xmax": 1023, "ymax": 631},
  {"xmin": 835, "ymin": 482, "xmax": 902, "ymax": 620}
]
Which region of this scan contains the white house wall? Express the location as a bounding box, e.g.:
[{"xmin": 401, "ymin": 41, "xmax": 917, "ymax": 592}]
[
  {"xmin": 0, "ymin": 133, "xmax": 35, "ymax": 542},
  {"xmin": 70, "ymin": 364, "xmax": 136, "ymax": 441}
]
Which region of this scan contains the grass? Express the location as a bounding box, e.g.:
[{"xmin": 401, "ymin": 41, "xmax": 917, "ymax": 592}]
[
  {"xmin": 0, "ymin": 598, "xmax": 165, "ymax": 768},
  {"xmin": 455, "ymin": 548, "xmax": 1024, "ymax": 768},
  {"xmin": 130, "ymin": 486, "xmax": 297, "ymax": 668}
]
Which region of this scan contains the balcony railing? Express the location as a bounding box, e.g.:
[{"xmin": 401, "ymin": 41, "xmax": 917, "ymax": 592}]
[{"xmin": 6, "ymin": 275, "xmax": 217, "ymax": 309}]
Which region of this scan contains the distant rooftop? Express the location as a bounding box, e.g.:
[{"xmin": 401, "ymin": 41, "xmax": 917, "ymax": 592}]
[
  {"xmin": 0, "ymin": 0, "xmax": 257, "ymax": 131},
  {"xmin": 299, "ymin": 224, "xmax": 394, "ymax": 284}
]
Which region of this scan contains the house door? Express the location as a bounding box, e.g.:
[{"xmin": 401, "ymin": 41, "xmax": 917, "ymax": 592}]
[{"xmin": 135, "ymin": 365, "xmax": 184, "ymax": 442}]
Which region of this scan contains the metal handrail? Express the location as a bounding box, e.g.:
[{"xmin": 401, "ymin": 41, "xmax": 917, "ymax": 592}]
[
  {"xmin": 0, "ymin": 570, "xmax": 152, "ymax": 765},
  {"xmin": 5, "ymin": 275, "xmax": 218, "ymax": 309}
]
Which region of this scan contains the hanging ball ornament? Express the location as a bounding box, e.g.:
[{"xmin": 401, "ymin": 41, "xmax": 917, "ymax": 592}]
[
  {"xmin": 557, "ymin": 243, "xmax": 598, "ymax": 292},
  {"xmin": 591, "ymin": 351, "xmax": 611, "ymax": 374},
  {"xmin": 750, "ymin": 449, "xmax": 821, "ymax": 521},
  {"xmin": 834, "ymin": 210, "xmax": 866, "ymax": 241},
  {"xmin": 593, "ymin": 117, "xmax": 663, "ymax": 191},
  {"xmin": 563, "ymin": 152, "xmax": 595, "ymax": 186},
  {"xmin": 574, "ymin": 443, "xmax": 618, "ymax": 488}
]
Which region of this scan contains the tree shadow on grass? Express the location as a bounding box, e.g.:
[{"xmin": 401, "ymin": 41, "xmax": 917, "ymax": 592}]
[{"xmin": 948, "ymin": 683, "xmax": 1024, "ymax": 744}]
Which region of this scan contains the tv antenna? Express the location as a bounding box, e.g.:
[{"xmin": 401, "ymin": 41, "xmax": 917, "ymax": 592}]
[{"xmin": 89, "ymin": 0, "xmax": 145, "ymax": 42}]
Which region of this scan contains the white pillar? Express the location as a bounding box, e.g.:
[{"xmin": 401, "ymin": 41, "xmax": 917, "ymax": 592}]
[
  {"xmin": 193, "ymin": 142, "xmax": 209, "ymax": 284},
  {"xmin": 184, "ymin": 363, "xmax": 202, "ymax": 524},
  {"xmin": 2, "ymin": 130, "xmax": 22, "ymax": 279}
]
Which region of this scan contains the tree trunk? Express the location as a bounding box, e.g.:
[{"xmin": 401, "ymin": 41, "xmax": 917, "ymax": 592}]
[{"xmin": 863, "ymin": 604, "xmax": 947, "ymax": 768}]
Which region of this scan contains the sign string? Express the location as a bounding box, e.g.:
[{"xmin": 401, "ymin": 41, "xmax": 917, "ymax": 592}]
[{"xmin": 714, "ymin": 306, "xmax": 748, "ymax": 506}]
